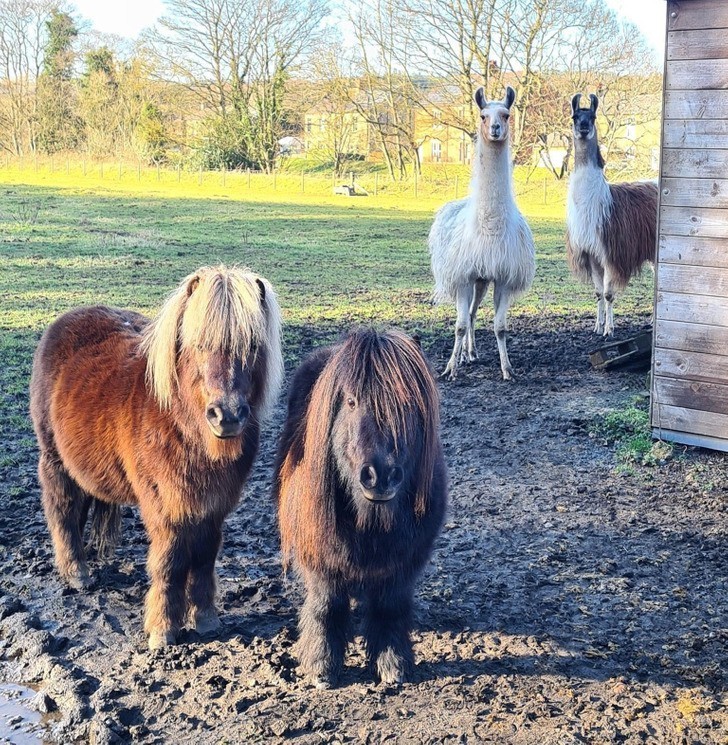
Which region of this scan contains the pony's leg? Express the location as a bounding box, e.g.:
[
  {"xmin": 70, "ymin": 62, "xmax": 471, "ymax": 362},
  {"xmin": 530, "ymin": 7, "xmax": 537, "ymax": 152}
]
[
  {"xmin": 493, "ymin": 283, "xmax": 516, "ymax": 381},
  {"xmin": 186, "ymin": 518, "xmax": 223, "ymax": 636},
  {"xmin": 603, "ymin": 265, "xmax": 616, "ymax": 337},
  {"xmin": 591, "ymin": 259, "xmax": 605, "ymax": 334},
  {"xmin": 39, "ymin": 452, "xmax": 92, "ymax": 590},
  {"xmin": 144, "ymin": 520, "xmax": 189, "ymax": 649},
  {"xmin": 466, "ymin": 279, "xmax": 488, "ymax": 362},
  {"xmin": 364, "ymin": 579, "xmax": 414, "ymax": 685},
  {"xmin": 442, "ymin": 283, "xmax": 472, "ymax": 380},
  {"xmin": 297, "ymin": 570, "xmax": 350, "ymax": 687}
]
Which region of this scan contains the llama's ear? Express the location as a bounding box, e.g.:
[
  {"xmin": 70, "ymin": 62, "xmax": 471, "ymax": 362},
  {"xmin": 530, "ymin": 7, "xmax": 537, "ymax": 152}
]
[
  {"xmin": 186, "ymin": 275, "xmax": 200, "ymax": 297},
  {"xmin": 571, "ymin": 94, "xmax": 581, "ymax": 116},
  {"xmin": 504, "ymin": 86, "xmax": 516, "ymax": 110},
  {"xmin": 474, "ymin": 86, "xmax": 487, "ymax": 110},
  {"xmin": 589, "ymin": 94, "xmax": 599, "ymax": 113},
  {"xmin": 255, "ymin": 278, "xmax": 266, "ymax": 304}
]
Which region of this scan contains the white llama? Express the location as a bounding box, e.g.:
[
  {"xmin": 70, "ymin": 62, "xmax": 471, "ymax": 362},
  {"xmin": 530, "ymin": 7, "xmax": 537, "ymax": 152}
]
[{"xmin": 429, "ymin": 86, "xmax": 535, "ymax": 380}]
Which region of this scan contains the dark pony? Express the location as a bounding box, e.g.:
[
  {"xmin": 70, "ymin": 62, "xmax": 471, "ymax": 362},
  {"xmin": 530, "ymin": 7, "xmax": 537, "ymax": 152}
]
[
  {"xmin": 30, "ymin": 266, "xmax": 283, "ymax": 649},
  {"xmin": 274, "ymin": 328, "xmax": 447, "ymax": 686}
]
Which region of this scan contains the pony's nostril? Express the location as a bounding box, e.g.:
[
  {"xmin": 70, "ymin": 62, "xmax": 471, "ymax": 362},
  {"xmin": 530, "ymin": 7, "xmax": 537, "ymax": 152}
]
[
  {"xmin": 388, "ymin": 466, "xmax": 404, "ymax": 489},
  {"xmin": 236, "ymin": 403, "xmax": 250, "ymax": 421},
  {"xmin": 360, "ymin": 464, "xmax": 378, "ymax": 490},
  {"xmin": 206, "ymin": 405, "xmax": 223, "ymax": 425}
]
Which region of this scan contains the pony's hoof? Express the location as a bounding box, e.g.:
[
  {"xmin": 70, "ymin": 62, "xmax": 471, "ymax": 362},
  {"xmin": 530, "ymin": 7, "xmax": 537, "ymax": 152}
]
[
  {"xmin": 374, "ymin": 649, "xmax": 409, "ymax": 686},
  {"xmin": 65, "ymin": 565, "xmax": 92, "ymax": 591},
  {"xmin": 148, "ymin": 630, "xmax": 177, "ymax": 650},
  {"xmin": 193, "ymin": 608, "xmax": 221, "ymax": 636}
]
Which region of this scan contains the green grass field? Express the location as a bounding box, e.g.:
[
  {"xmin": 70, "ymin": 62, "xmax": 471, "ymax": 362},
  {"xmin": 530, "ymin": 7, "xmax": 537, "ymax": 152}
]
[{"xmin": 0, "ymin": 164, "xmax": 655, "ymax": 472}]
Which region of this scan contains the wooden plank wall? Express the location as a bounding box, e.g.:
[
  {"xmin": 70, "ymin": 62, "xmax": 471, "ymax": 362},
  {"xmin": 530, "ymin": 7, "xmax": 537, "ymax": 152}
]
[{"xmin": 652, "ymin": 0, "xmax": 728, "ymax": 448}]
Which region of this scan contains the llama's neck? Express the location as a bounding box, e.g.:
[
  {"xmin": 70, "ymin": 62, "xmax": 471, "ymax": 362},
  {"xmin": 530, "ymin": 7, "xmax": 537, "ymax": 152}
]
[
  {"xmin": 470, "ymin": 136, "xmax": 516, "ymax": 220},
  {"xmin": 573, "ymin": 131, "xmax": 605, "ymax": 171}
]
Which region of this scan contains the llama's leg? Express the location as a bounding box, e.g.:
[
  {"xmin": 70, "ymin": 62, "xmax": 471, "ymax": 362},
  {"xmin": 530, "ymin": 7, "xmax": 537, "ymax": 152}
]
[
  {"xmin": 144, "ymin": 519, "xmax": 189, "ymax": 649},
  {"xmin": 603, "ymin": 265, "xmax": 616, "ymax": 337},
  {"xmin": 493, "ymin": 283, "xmax": 516, "ymax": 381},
  {"xmin": 186, "ymin": 518, "xmax": 223, "ymax": 636},
  {"xmin": 591, "ymin": 260, "xmax": 605, "ymax": 334},
  {"xmin": 364, "ymin": 579, "xmax": 415, "ymax": 685},
  {"xmin": 442, "ymin": 283, "xmax": 472, "ymax": 379},
  {"xmin": 466, "ymin": 279, "xmax": 488, "ymax": 362},
  {"xmin": 297, "ymin": 570, "xmax": 350, "ymax": 687},
  {"xmin": 39, "ymin": 452, "xmax": 92, "ymax": 590}
]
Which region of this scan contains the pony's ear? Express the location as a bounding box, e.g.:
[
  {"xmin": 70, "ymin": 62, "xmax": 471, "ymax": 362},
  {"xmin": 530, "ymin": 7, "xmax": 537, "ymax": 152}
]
[
  {"xmin": 412, "ymin": 333, "xmax": 422, "ymax": 349},
  {"xmin": 571, "ymin": 93, "xmax": 581, "ymax": 116},
  {"xmin": 589, "ymin": 93, "xmax": 599, "ymax": 113},
  {"xmin": 504, "ymin": 86, "xmax": 516, "ymax": 110},
  {"xmin": 186, "ymin": 275, "xmax": 200, "ymax": 297},
  {"xmin": 474, "ymin": 86, "xmax": 487, "ymax": 110},
  {"xmin": 255, "ymin": 278, "xmax": 266, "ymax": 304}
]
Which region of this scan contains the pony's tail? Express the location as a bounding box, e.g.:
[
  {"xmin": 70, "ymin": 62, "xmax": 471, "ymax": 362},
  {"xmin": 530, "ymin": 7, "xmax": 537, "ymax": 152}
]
[{"xmin": 88, "ymin": 501, "xmax": 122, "ymax": 559}]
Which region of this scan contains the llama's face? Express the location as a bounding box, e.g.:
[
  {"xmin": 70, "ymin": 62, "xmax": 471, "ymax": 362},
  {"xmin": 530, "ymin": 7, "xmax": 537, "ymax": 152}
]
[
  {"xmin": 474, "ymin": 86, "xmax": 515, "ymax": 144},
  {"xmin": 571, "ymin": 93, "xmax": 599, "ymax": 141},
  {"xmin": 572, "ymin": 108, "xmax": 597, "ymax": 141}
]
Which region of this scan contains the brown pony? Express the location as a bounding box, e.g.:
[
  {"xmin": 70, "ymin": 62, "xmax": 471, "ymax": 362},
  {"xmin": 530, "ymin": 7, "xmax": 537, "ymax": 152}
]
[
  {"xmin": 274, "ymin": 328, "xmax": 447, "ymax": 686},
  {"xmin": 30, "ymin": 266, "xmax": 283, "ymax": 649}
]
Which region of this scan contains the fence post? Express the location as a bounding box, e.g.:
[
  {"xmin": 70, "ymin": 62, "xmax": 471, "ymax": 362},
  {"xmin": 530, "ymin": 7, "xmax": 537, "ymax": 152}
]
[
  {"xmin": 247, "ymin": 168, "xmax": 251, "ymax": 188},
  {"xmin": 157, "ymin": 163, "xmax": 160, "ymax": 182},
  {"xmin": 301, "ymin": 171, "xmax": 304, "ymax": 193},
  {"xmin": 83, "ymin": 159, "xmax": 86, "ymax": 176},
  {"xmin": 137, "ymin": 161, "xmax": 141, "ymax": 181},
  {"xmin": 332, "ymin": 170, "xmax": 336, "ymax": 189},
  {"xmin": 414, "ymin": 169, "xmax": 418, "ymax": 198},
  {"xmin": 374, "ymin": 172, "xmax": 378, "ymax": 196},
  {"xmin": 177, "ymin": 163, "xmax": 181, "ymax": 182},
  {"xmin": 199, "ymin": 165, "xmax": 203, "ymax": 185},
  {"xmin": 543, "ymin": 178, "xmax": 547, "ymax": 204},
  {"xmin": 455, "ymin": 175, "xmax": 459, "ymax": 199},
  {"xmin": 273, "ymin": 169, "xmax": 276, "ymax": 190},
  {"xmin": 119, "ymin": 160, "xmax": 122, "ymax": 179},
  {"xmin": 223, "ymin": 165, "xmax": 226, "ymax": 187}
]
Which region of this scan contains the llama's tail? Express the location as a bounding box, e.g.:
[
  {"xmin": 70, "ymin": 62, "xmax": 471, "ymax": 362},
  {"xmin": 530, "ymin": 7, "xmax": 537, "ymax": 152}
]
[{"xmin": 88, "ymin": 500, "xmax": 122, "ymax": 559}]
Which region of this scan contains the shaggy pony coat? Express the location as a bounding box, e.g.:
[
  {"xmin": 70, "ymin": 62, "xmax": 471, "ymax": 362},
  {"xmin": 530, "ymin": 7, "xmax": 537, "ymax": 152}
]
[
  {"xmin": 274, "ymin": 329, "xmax": 447, "ymax": 685},
  {"xmin": 30, "ymin": 266, "xmax": 283, "ymax": 648}
]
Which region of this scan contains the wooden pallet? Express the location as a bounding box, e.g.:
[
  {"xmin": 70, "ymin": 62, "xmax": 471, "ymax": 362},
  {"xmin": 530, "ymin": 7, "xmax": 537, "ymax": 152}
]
[{"xmin": 589, "ymin": 330, "xmax": 653, "ymax": 371}]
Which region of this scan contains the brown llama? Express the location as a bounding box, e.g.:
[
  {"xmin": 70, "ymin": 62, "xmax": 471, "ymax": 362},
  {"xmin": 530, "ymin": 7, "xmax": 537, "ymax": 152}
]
[
  {"xmin": 566, "ymin": 93, "xmax": 658, "ymax": 336},
  {"xmin": 274, "ymin": 329, "xmax": 447, "ymax": 687},
  {"xmin": 30, "ymin": 266, "xmax": 283, "ymax": 649}
]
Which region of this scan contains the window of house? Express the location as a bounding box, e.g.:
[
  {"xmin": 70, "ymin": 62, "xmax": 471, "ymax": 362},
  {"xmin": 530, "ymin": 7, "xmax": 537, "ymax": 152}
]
[{"xmin": 431, "ymin": 139, "xmax": 442, "ymax": 162}]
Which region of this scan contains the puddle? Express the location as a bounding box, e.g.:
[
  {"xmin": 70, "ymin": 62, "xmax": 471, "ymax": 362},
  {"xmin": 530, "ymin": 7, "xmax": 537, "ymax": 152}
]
[{"xmin": 0, "ymin": 684, "xmax": 45, "ymax": 745}]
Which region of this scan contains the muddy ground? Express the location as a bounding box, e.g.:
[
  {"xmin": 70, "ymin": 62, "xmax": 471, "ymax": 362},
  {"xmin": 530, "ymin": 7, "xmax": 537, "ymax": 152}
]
[{"xmin": 1, "ymin": 315, "xmax": 726, "ymax": 744}]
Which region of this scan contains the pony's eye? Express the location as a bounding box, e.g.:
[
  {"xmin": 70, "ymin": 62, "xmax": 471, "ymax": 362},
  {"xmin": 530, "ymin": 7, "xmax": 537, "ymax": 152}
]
[{"xmin": 346, "ymin": 397, "xmax": 356, "ymax": 409}]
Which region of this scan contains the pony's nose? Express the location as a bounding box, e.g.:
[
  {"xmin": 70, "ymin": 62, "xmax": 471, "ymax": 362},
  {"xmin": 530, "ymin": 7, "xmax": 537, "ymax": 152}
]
[
  {"xmin": 360, "ymin": 464, "xmax": 378, "ymax": 491},
  {"xmin": 206, "ymin": 405, "xmax": 225, "ymax": 427},
  {"xmin": 387, "ymin": 466, "xmax": 404, "ymax": 490},
  {"xmin": 236, "ymin": 402, "xmax": 250, "ymax": 422}
]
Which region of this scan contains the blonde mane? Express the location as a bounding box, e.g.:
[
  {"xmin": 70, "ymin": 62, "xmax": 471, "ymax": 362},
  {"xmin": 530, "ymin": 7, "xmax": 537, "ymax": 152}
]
[{"xmin": 140, "ymin": 265, "xmax": 284, "ymax": 419}]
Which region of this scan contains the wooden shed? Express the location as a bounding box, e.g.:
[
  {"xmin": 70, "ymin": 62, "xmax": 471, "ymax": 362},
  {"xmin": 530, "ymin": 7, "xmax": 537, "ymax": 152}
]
[{"xmin": 651, "ymin": 0, "xmax": 728, "ymax": 451}]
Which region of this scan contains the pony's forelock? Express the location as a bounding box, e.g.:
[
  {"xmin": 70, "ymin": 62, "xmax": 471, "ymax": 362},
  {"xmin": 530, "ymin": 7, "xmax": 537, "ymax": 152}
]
[{"xmin": 140, "ymin": 266, "xmax": 283, "ymax": 416}]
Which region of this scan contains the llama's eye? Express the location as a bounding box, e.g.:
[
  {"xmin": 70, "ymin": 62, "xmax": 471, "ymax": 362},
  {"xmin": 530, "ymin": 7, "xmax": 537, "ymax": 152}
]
[
  {"xmin": 480, "ymin": 114, "xmax": 486, "ymax": 121},
  {"xmin": 346, "ymin": 397, "xmax": 356, "ymax": 409},
  {"xmin": 503, "ymin": 114, "xmax": 510, "ymax": 120}
]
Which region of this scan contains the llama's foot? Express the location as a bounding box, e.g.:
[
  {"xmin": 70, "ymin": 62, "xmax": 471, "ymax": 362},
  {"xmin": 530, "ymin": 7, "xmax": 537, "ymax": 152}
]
[
  {"xmin": 593, "ymin": 319, "xmax": 604, "ymax": 334},
  {"xmin": 501, "ymin": 365, "xmax": 515, "ymax": 381},
  {"xmin": 192, "ymin": 607, "xmax": 221, "ymax": 636},
  {"xmin": 148, "ymin": 628, "xmax": 177, "ymax": 650},
  {"xmin": 441, "ymin": 360, "xmax": 458, "ymax": 380}
]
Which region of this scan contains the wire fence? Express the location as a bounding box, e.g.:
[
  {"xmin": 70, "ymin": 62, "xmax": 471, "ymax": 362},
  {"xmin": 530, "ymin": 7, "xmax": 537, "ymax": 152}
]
[{"xmin": 0, "ymin": 153, "xmax": 570, "ymax": 205}]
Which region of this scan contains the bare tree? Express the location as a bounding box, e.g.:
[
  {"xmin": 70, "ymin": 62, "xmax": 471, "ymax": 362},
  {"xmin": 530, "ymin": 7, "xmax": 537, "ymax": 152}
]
[{"xmin": 146, "ymin": 0, "xmax": 328, "ymax": 170}]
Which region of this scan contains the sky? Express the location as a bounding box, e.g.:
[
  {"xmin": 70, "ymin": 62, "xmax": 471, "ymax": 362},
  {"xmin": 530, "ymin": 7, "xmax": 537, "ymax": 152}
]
[{"xmin": 73, "ymin": 0, "xmax": 667, "ymax": 59}]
